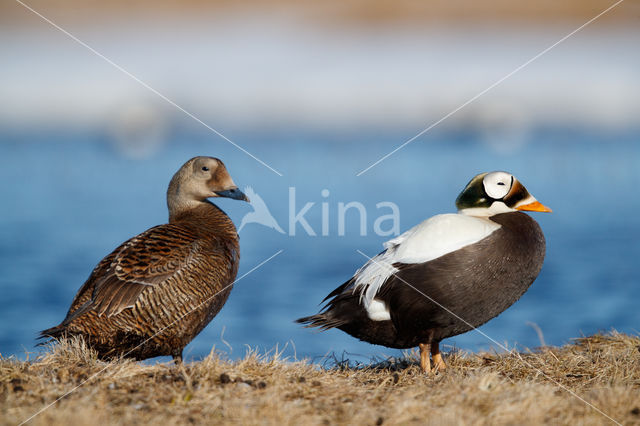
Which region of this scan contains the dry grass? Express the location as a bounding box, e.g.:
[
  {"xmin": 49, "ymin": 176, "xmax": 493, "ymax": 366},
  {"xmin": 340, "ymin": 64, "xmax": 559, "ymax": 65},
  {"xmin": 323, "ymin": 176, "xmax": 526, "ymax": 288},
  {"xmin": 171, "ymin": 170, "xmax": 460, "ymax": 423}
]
[{"xmin": 2, "ymin": 332, "xmax": 640, "ymax": 425}]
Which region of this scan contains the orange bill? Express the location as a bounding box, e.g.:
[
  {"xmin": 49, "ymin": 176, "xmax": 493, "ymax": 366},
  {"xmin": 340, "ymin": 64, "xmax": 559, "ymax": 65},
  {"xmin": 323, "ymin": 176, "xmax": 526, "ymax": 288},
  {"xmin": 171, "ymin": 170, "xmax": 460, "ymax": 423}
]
[{"xmin": 516, "ymin": 200, "xmax": 552, "ymax": 213}]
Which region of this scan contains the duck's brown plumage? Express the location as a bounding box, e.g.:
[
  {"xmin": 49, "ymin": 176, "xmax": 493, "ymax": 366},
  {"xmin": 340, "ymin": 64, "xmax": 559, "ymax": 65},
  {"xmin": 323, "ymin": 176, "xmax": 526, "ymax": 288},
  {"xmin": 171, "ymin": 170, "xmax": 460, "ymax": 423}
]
[{"xmin": 40, "ymin": 157, "xmax": 248, "ymax": 361}]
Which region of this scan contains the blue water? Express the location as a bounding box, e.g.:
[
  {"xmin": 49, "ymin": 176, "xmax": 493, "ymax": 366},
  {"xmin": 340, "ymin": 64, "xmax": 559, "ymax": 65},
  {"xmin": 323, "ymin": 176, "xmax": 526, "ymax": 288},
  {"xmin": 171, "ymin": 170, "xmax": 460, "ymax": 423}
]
[{"xmin": 1, "ymin": 126, "xmax": 638, "ymax": 364}]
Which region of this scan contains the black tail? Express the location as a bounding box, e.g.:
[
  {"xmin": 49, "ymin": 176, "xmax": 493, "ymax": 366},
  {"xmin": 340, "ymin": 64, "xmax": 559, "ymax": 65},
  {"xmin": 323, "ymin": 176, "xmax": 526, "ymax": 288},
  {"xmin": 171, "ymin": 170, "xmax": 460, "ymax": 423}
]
[
  {"xmin": 295, "ymin": 278, "xmax": 357, "ymax": 330},
  {"xmin": 295, "ymin": 313, "xmax": 346, "ymax": 330}
]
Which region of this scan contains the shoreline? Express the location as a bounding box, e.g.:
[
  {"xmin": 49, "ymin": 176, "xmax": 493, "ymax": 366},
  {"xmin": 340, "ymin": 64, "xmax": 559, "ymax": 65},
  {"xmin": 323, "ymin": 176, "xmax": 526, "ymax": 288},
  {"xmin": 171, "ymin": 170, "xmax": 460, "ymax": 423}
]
[{"xmin": 2, "ymin": 332, "xmax": 639, "ymax": 425}]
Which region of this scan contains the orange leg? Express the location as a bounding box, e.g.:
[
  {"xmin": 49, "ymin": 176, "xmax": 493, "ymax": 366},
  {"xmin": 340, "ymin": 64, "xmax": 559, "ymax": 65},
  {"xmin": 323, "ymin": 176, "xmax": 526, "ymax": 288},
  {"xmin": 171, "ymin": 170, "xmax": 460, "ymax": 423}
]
[
  {"xmin": 418, "ymin": 343, "xmax": 431, "ymax": 373},
  {"xmin": 430, "ymin": 341, "xmax": 446, "ymax": 371}
]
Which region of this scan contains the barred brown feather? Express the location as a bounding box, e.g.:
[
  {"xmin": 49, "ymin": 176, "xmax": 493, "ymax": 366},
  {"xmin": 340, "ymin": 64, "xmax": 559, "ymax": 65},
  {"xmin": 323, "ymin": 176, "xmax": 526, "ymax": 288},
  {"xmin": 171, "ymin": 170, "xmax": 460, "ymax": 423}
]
[{"xmin": 40, "ymin": 157, "xmax": 247, "ymax": 361}]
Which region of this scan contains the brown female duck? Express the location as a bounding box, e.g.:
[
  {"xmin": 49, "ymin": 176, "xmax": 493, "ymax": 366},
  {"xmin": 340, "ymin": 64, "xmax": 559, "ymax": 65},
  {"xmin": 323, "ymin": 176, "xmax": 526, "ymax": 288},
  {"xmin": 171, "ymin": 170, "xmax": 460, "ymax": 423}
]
[{"xmin": 40, "ymin": 156, "xmax": 248, "ymax": 361}]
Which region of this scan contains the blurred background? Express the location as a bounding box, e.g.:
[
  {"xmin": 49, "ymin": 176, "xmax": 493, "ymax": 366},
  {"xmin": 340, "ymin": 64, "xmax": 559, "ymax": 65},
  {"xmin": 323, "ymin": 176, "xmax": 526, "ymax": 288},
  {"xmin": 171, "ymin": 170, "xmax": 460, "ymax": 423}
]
[{"xmin": 1, "ymin": 0, "xmax": 639, "ymax": 363}]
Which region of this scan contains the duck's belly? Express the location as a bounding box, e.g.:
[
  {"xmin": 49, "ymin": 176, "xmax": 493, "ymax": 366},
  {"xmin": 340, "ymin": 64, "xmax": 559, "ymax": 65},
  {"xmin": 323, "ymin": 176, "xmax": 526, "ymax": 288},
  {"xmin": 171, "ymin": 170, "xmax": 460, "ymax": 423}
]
[{"xmin": 402, "ymin": 258, "xmax": 540, "ymax": 343}]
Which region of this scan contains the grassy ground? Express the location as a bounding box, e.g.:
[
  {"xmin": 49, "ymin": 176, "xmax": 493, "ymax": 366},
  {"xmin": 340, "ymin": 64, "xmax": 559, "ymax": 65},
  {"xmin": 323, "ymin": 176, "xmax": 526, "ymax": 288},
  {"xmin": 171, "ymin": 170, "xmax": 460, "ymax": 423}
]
[{"xmin": 2, "ymin": 332, "xmax": 639, "ymax": 425}]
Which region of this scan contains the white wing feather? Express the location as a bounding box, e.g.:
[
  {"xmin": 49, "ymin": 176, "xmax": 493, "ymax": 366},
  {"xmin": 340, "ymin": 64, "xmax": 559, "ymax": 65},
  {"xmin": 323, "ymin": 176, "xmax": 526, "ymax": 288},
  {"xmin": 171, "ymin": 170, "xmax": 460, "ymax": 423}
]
[{"xmin": 352, "ymin": 213, "xmax": 501, "ymax": 320}]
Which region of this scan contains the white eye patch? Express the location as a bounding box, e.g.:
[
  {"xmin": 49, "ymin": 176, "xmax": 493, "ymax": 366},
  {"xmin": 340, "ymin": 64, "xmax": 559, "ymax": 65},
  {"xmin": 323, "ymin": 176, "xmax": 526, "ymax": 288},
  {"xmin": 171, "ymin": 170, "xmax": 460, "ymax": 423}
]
[{"xmin": 483, "ymin": 171, "xmax": 513, "ymax": 199}]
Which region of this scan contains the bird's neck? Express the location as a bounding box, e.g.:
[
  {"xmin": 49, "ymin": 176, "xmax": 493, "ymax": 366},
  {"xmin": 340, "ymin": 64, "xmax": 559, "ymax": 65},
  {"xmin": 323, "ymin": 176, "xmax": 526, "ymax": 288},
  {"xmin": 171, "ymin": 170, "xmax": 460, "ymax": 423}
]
[{"xmin": 169, "ymin": 201, "xmax": 237, "ymax": 237}]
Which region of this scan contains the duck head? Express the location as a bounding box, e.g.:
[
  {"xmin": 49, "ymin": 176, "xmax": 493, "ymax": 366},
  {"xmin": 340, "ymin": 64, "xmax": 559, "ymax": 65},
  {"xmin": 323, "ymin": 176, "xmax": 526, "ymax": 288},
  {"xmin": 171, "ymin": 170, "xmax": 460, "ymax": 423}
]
[
  {"xmin": 167, "ymin": 156, "xmax": 249, "ymax": 217},
  {"xmin": 455, "ymin": 171, "xmax": 551, "ymax": 217}
]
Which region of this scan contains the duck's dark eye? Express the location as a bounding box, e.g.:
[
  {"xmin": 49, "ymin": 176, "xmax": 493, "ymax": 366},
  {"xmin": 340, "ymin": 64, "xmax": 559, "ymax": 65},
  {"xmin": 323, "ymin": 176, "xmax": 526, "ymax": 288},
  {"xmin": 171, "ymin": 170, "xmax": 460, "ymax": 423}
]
[
  {"xmin": 201, "ymin": 166, "xmax": 209, "ymax": 172},
  {"xmin": 497, "ymin": 182, "xmax": 505, "ymax": 186}
]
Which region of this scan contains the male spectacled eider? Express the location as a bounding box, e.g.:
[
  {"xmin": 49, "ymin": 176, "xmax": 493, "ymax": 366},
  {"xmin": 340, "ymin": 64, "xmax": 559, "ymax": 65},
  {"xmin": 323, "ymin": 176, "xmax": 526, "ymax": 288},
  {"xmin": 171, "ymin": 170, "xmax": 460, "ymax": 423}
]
[
  {"xmin": 40, "ymin": 157, "xmax": 249, "ymax": 362},
  {"xmin": 297, "ymin": 171, "xmax": 551, "ymax": 373}
]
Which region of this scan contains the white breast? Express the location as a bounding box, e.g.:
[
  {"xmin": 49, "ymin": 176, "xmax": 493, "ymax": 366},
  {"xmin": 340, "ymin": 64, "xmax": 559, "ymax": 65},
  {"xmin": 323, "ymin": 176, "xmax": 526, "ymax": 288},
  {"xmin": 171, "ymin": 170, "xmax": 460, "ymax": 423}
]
[{"xmin": 353, "ymin": 213, "xmax": 501, "ymax": 321}]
